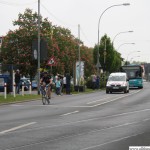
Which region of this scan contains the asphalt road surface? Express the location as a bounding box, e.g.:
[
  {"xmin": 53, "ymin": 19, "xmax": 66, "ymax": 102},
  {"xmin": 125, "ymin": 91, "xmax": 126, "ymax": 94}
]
[{"xmin": 0, "ymin": 82, "xmax": 150, "ymax": 150}]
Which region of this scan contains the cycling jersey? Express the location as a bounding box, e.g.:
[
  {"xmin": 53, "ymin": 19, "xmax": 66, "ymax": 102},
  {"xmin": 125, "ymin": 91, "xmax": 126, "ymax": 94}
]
[{"xmin": 41, "ymin": 76, "xmax": 51, "ymax": 85}]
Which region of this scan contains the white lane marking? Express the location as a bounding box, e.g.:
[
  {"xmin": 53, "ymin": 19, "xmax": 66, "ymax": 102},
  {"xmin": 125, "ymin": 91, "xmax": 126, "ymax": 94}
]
[
  {"xmin": 7, "ymin": 119, "xmax": 147, "ymax": 149},
  {"xmin": 87, "ymin": 96, "xmax": 111, "ymax": 104},
  {"xmin": 91, "ymin": 90, "xmax": 141, "ymax": 107},
  {"xmin": 87, "ymin": 90, "xmax": 136, "ymax": 105},
  {"xmin": 60, "ymin": 111, "xmax": 79, "ymax": 116},
  {"xmin": 0, "ymin": 122, "xmax": 36, "ymax": 135},
  {"xmin": 80, "ymin": 132, "xmax": 144, "ymax": 150},
  {"xmin": 5, "ymin": 110, "xmax": 150, "ymax": 137}
]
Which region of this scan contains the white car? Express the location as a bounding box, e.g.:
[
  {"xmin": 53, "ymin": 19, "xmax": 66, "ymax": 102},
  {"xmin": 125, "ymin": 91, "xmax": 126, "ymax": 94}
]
[{"xmin": 106, "ymin": 72, "xmax": 129, "ymax": 94}]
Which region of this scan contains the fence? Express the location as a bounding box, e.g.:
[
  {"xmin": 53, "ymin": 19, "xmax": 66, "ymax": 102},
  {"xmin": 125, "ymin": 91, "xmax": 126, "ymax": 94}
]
[{"xmin": 2, "ymin": 81, "xmax": 32, "ymax": 99}]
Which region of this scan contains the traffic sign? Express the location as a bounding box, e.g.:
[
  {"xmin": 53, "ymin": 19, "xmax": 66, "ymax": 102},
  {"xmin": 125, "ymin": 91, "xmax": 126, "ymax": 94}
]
[{"xmin": 47, "ymin": 56, "xmax": 57, "ymax": 66}]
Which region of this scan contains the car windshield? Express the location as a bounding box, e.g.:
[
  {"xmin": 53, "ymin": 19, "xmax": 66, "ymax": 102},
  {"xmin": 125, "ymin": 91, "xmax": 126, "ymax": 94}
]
[{"xmin": 108, "ymin": 76, "xmax": 125, "ymax": 81}]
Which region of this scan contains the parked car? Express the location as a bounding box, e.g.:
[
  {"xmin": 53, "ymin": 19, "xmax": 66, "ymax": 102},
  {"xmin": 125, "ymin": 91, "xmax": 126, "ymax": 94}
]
[
  {"xmin": 32, "ymin": 80, "xmax": 37, "ymax": 90},
  {"xmin": 20, "ymin": 78, "xmax": 30, "ymax": 91}
]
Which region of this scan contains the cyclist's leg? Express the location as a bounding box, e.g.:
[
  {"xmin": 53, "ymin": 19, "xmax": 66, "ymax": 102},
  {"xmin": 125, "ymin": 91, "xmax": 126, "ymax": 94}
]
[
  {"xmin": 48, "ymin": 86, "xmax": 51, "ymax": 99},
  {"xmin": 42, "ymin": 87, "xmax": 46, "ymax": 105},
  {"xmin": 41, "ymin": 84, "xmax": 47, "ymax": 105},
  {"xmin": 46, "ymin": 85, "xmax": 50, "ymax": 104},
  {"xmin": 46, "ymin": 85, "xmax": 49, "ymax": 98}
]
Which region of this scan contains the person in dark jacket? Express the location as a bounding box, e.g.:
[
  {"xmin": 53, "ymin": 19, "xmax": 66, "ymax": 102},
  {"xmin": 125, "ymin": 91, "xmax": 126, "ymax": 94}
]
[
  {"xmin": 66, "ymin": 73, "xmax": 71, "ymax": 94},
  {"xmin": 15, "ymin": 69, "xmax": 21, "ymax": 94},
  {"xmin": 96, "ymin": 75, "xmax": 100, "ymax": 89}
]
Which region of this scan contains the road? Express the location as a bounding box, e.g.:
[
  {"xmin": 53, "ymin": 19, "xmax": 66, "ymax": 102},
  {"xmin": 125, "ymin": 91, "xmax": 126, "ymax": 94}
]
[{"xmin": 0, "ymin": 82, "xmax": 150, "ymax": 150}]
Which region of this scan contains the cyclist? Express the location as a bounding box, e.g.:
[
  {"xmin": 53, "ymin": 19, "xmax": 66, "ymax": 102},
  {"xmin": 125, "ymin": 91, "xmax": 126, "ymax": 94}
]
[{"xmin": 40, "ymin": 72, "xmax": 52, "ymax": 100}]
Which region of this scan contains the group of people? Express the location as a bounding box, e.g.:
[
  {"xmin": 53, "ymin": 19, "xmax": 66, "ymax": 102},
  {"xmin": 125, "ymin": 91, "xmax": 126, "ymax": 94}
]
[
  {"xmin": 40, "ymin": 72, "xmax": 71, "ymax": 98},
  {"xmin": 14, "ymin": 69, "xmax": 72, "ymax": 97}
]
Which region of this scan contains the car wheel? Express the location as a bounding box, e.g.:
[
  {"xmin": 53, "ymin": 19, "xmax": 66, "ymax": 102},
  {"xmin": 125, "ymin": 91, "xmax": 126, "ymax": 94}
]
[
  {"xmin": 106, "ymin": 90, "xmax": 109, "ymax": 94},
  {"xmin": 124, "ymin": 88, "xmax": 127, "ymax": 93}
]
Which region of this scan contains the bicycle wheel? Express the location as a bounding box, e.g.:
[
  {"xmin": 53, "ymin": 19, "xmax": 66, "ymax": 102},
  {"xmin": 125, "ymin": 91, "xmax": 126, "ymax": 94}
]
[
  {"xmin": 45, "ymin": 95, "xmax": 50, "ymax": 104},
  {"xmin": 42, "ymin": 90, "xmax": 46, "ymax": 105},
  {"xmin": 42, "ymin": 96, "xmax": 46, "ymax": 105},
  {"xmin": 45, "ymin": 86, "xmax": 51, "ymax": 104}
]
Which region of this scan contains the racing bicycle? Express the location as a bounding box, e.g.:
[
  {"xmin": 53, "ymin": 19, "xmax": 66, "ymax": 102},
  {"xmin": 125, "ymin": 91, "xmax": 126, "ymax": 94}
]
[{"xmin": 40, "ymin": 84, "xmax": 51, "ymax": 105}]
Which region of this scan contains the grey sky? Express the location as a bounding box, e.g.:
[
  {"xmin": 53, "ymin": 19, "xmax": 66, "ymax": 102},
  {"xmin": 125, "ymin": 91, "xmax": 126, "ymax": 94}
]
[{"xmin": 0, "ymin": 0, "xmax": 150, "ymax": 62}]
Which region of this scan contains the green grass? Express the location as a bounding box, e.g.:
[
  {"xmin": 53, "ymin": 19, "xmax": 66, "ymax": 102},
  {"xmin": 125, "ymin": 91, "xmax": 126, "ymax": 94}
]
[
  {"xmin": 0, "ymin": 88, "xmax": 101, "ymax": 105},
  {"xmin": 71, "ymin": 88, "xmax": 101, "ymax": 94},
  {"xmin": 0, "ymin": 94, "xmax": 41, "ymax": 104}
]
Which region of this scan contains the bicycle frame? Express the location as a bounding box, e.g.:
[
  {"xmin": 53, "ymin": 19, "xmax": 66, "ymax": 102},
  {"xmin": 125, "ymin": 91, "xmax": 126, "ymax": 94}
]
[{"xmin": 40, "ymin": 84, "xmax": 50, "ymax": 105}]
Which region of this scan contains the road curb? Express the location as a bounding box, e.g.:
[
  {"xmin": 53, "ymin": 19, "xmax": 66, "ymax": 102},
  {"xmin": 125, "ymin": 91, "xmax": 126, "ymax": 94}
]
[{"xmin": 0, "ymin": 90, "xmax": 103, "ymax": 106}]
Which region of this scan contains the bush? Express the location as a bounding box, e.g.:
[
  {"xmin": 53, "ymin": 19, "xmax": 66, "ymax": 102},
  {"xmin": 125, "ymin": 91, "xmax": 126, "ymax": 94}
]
[
  {"xmin": 85, "ymin": 74, "xmax": 107, "ymax": 89},
  {"xmin": 70, "ymin": 84, "xmax": 74, "ymax": 92},
  {"xmin": 86, "ymin": 76, "xmax": 93, "ymax": 89}
]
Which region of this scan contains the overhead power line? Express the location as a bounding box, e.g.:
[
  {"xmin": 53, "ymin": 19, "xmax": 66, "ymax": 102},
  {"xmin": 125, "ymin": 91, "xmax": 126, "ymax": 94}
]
[
  {"xmin": 41, "ymin": 2, "xmax": 77, "ymax": 27},
  {"xmin": 41, "ymin": 2, "xmax": 93, "ymax": 46},
  {"xmin": 80, "ymin": 26, "xmax": 93, "ymax": 46}
]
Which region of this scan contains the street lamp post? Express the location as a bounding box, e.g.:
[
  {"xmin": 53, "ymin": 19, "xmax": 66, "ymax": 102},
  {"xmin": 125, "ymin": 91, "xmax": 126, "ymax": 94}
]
[
  {"xmin": 117, "ymin": 42, "xmax": 135, "ymax": 51},
  {"xmin": 126, "ymin": 51, "xmax": 140, "ymax": 65},
  {"xmin": 112, "ymin": 30, "xmax": 133, "ymax": 44},
  {"xmin": 129, "ymin": 56, "xmax": 140, "ymax": 63},
  {"xmin": 78, "ymin": 24, "xmax": 81, "ymax": 88},
  {"xmin": 96, "ymin": 3, "xmax": 130, "ymax": 76},
  {"xmin": 103, "ymin": 38, "xmax": 107, "ymax": 72}
]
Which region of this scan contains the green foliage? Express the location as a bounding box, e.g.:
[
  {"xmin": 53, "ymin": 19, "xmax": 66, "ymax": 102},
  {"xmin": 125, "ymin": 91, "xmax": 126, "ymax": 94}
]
[
  {"xmin": 93, "ymin": 34, "xmax": 122, "ymax": 73},
  {"xmin": 85, "ymin": 76, "xmax": 93, "ymax": 89},
  {"xmin": 0, "ymin": 8, "xmax": 95, "ymax": 78},
  {"xmin": 100, "ymin": 73, "xmax": 107, "ymax": 89},
  {"xmin": 0, "ymin": 94, "xmax": 41, "ymax": 103}
]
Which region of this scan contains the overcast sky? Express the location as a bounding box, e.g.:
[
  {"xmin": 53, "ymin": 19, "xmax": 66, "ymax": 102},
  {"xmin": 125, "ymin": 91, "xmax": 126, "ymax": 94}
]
[{"xmin": 0, "ymin": 0, "xmax": 150, "ymax": 62}]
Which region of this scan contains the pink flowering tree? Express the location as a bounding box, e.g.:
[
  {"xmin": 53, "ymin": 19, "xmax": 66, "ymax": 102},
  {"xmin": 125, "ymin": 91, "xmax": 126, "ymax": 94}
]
[{"xmin": 1, "ymin": 8, "xmax": 95, "ymax": 78}]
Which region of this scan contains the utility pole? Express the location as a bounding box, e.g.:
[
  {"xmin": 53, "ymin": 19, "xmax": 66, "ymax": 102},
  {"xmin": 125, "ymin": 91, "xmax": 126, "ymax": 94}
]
[
  {"xmin": 37, "ymin": 0, "xmax": 41, "ymax": 94},
  {"xmin": 78, "ymin": 24, "xmax": 81, "ymax": 88},
  {"xmin": 104, "ymin": 38, "xmax": 106, "ymax": 71}
]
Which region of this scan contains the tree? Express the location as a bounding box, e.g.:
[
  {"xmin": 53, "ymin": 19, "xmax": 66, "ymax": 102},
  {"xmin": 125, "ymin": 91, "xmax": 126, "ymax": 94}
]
[
  {"xmin": 93, "ymin": 34, "xmax": 122, "ymax": 73},
  {"xmin": 0, "ymin": 8, "xmax": 95, "ymax": 78}
]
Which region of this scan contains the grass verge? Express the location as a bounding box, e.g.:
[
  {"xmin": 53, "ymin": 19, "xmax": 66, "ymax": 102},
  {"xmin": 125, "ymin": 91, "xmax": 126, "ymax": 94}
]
[
  {"xmin": 0, "ymin": 94, "xmax": 41, "ymax": 105},
  {"xmin": 0, "ymin": 88, "xmax": 101, "ymax": 105}
]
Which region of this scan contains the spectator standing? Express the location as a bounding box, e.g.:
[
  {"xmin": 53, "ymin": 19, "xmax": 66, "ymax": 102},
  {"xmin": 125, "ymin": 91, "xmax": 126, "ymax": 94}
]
[
  {"xmin": 96, "ymin": 76, "xmax": 100, "ymax": 89},
  {"xmin": 92, "ymin": 75, "xmax": 96, "ymax": 90},
  {"xmin": 58, "ymin": 74, "xmax": 63, "ymax": 95},
  {"xmin": 55, "ymin": 77, "xmax": 61, "ymax": 95},
  {"xmin": 66, "ymin": 73, "xmax": 71, "ymax": 94},
  {"xmin": 63, "ymin": 75, "xmax": 66, "ymax": 94},
  {"xmin": 15, "ymin": 69, "xmax": 21, "ymax": 94}
]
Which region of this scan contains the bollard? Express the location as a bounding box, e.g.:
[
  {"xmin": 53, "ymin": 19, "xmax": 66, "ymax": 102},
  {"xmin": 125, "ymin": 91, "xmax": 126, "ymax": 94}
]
[
  {"xmin": 4, "ymin": 83, "xmax": 7, "ymax": 99},
  {"xmin": 13, "ymin": 82, "xmax": 16, "ymax": 98},
  {"xmin": 22, "ymin": 82, "xmax": 24, "ymax": 96},
  {"xmin": 29, "ymin": 81, "xmax": 32, "ymax": 94}
]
